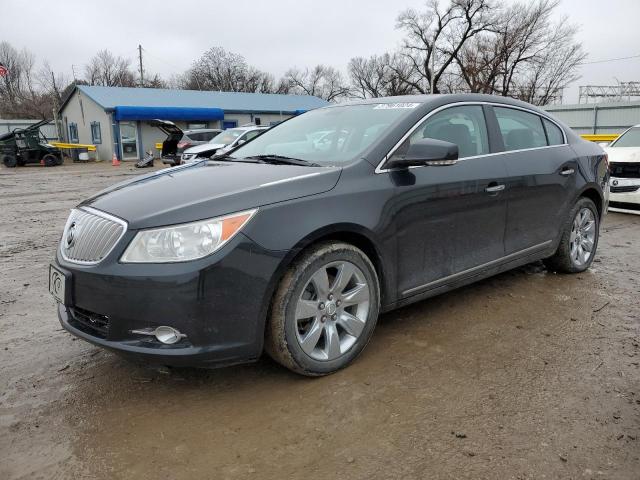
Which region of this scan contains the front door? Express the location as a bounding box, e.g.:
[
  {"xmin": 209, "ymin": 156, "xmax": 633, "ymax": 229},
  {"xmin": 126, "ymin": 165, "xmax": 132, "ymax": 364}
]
[
  {"xmin": 120, "ymin": 121, "xmax": 138, "ymax": 160},
  {"xmin": 389, "ymin": 105, "xmax": 508, "ymax": 297}
]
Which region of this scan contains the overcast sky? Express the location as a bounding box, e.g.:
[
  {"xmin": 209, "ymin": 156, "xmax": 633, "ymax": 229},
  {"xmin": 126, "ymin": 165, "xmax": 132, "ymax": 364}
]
[{"xmin": 3, "ymin": 0, "xmax": 639, "ymax": 103}]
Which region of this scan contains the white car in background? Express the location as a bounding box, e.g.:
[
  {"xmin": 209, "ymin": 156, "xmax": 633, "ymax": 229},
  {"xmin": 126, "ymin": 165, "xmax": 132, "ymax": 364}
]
[
  {"xmin": 180, "ymin": 125, "xmax": 269, "ymax": 164},
  {"xmin": 605, "ymin": 124, "xmax": 640, "ymax": 214}
]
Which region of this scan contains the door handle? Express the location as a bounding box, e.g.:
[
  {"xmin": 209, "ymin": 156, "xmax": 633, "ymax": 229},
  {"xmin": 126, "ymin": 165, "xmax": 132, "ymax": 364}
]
[
  {"xmin": 485, "ymin": 184, "xmax": 505, "ymax": 193},
  {"xmin": 560, "ymin": 168, "xmax": 575, "ymax": 176}
]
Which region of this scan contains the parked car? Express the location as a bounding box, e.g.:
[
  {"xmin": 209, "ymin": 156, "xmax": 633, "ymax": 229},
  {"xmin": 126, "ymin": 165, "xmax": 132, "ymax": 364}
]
[
  {"xmin": 180, "ymin": 125, "xmax": 268, "ymax": 164},
  {"xmin": 604, "ymin": 124, "xmax": 640, "ymax": 213},
  {"xmin": 0, "ymin": 119, "xmax": 62, "ymax": 167},
  {"xmin": 150, "ymin": 120, "xmax": 222, "ymax": 166},
  {"xmin": 50, "ymin": 94, "xmax": 609, "ymax": 376}
]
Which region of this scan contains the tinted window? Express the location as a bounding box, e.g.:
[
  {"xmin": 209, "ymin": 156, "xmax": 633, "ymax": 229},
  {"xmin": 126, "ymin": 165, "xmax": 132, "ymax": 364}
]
[
  {"xmin": 543, "ymin": 118, "xmax": 564, "ymax": 145},
  {"xmin": 405, "ymin": 105, "xmax": 489, "ymax": 159},
  {"xmin": 611, "ymin": 127, "xmax": 640, "ymax": 147},
  {"xmin": 494, "ymin": 107, "xmax": 547, "ymax": 151}
]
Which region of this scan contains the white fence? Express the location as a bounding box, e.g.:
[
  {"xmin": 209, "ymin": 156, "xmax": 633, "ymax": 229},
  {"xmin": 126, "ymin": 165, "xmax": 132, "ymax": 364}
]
[{"xmin": 0, "ymin": 119, "xmax": 58, "ymax": 140}]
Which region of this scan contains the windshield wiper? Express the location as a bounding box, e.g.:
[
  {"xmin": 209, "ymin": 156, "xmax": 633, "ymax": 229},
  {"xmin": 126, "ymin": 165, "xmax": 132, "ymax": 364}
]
[{"xmin": 243, "ymin": 155, "xmax": 321, "ymax": 167}]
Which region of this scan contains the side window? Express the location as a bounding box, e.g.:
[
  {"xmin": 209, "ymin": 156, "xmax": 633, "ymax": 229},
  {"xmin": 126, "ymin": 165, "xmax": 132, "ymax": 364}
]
[
  {"xmin": 69, "ymin": 122, "xmax": 79, "ymax": 143},
  {"xmin": 542, "ymin": 118, "xmax": 564, "ymax": 145},
  {"xmin": 90, "ymin": 122, "xmax": 102, "ymax": 144},
  {"xmin": 244, "ymin": 130, "xmax": 262, "ymax": 142},
  {"xmin": 494, "ymin": 107, "xmax": 547, "ymax": 151},
  {"xmin": 403, "ymin": 105, "xmax": 490, "ymax": 159}
]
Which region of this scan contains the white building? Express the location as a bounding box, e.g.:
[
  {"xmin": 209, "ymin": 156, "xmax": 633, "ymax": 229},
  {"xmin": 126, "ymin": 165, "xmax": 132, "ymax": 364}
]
[{"xmin": 59, "ymin": 85, "xmax": 328, "ymax": 161}]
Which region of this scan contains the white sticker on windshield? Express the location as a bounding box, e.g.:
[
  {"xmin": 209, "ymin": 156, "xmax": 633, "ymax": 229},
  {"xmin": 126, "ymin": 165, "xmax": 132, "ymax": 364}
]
[{"xmin": 374, "ymin": 103, "xmax": 421, "ymax": 109}]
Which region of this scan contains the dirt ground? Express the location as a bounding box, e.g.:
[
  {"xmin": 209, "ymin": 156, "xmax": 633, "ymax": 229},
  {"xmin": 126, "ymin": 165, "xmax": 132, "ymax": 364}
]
[{"xmin": 1, "ymin": 161, "xmax": 639, "ymax": 480}]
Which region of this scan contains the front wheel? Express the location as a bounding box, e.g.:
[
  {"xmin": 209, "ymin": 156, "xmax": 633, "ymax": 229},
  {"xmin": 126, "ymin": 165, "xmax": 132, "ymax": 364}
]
[
  {"xmin": 544, "ymin": 197, "xmax": 600, "ymax": 273},
  {"xmin": 265, "ymin": 242, "xmax": 380, "ymax": 376},
  {"xmin": 2, "ymin": 154, "xmax": 17, "ymax": 168}
]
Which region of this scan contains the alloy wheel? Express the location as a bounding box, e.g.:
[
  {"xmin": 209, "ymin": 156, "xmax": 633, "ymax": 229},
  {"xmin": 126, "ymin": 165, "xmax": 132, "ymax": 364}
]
[
  {"xmin": 570, "ymin": 207, "xmax": 596, "ymax": 266},
  {"xmin": 294, "ymin": 261, "xmax": 371, "ymax": 361}
]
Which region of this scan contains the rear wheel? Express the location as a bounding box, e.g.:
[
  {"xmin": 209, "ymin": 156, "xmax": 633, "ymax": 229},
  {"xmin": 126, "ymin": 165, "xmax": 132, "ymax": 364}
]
[
  {"xmin": 43, "ymin": 154, "xmax": 58, "ymax": 167},
  {"xmin": 265, "ymin": 242, "xmax": 380, "ymax": 376},
  {"xmin": 544, "ymin": 197, "xmax": 599, "ymax": 273},
  {"xmin": 2, "ymin": 154, "xmax": 17, "ymax": 168}
]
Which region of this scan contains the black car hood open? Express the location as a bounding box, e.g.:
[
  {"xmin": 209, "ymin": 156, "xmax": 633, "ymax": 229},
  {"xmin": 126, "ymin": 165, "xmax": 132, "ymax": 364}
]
[{"xmin": 80, "ymin": 161, "xmax": 341, "ymax": 229}]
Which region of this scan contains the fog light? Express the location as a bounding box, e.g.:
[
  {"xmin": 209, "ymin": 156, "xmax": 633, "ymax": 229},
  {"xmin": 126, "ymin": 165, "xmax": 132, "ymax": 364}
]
[
  {"xmin": 154, "ymin": 326, "xmax": 184, "ymax": 344},
  {"xmin": 131, "ymin": 326, "xmax": 186, "ymax": 344}
]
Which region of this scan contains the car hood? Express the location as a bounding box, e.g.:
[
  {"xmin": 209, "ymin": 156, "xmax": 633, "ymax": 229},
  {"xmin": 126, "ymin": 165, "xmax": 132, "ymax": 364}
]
[
  {"xmin": 80, "ymin": 161, "xmax": 341, "ymax": 229},
  {"xmin": 604, "ymin": 147, "xmax": 640, "ymax": 163},
  {"xmin": 184, "ymin": 143, "xmax": 226, "ymax": 154}
]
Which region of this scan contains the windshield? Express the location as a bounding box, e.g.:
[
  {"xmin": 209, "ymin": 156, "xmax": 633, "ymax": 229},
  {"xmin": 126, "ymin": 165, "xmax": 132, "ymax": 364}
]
[
  {"xmin": 231, "ymin": 103, "xmax": 420, "ymax": 165},
  {"xmin": 209, "ymin": 129, "xmax": 244, "ymax": 145},
  {"xmin": 611, "ymin": 127, "xmax": 640, "ymax": 147}
]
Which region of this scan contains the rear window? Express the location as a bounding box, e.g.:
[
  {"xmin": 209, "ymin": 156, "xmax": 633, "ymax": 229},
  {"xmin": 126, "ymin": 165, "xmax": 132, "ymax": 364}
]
[
  {"xmin": 494, "ymin": 107, "xmax": 547, "ymax": 151},
  {"xmin": 543, "ymin": 118, "xmax": 564, "ymax": 145}
]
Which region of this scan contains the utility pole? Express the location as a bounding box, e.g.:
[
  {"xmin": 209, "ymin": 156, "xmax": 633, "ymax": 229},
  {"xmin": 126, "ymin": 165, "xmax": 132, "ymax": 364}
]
[{"xmin": 138, "ymin": 44, "xmax": 144, "ymax": 87}]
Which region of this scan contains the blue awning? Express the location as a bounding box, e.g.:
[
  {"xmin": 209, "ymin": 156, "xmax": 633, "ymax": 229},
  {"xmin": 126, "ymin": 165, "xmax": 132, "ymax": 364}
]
[{"xmin": 114, "ymin": 106, "xmax": 225, "ymax": 121}]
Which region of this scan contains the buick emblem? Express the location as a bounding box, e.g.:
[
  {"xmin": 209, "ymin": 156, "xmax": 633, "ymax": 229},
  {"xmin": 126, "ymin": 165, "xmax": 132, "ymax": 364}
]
[{"xmin": 65, "ymin": 222, "xmax": 77, "ymax": 249}]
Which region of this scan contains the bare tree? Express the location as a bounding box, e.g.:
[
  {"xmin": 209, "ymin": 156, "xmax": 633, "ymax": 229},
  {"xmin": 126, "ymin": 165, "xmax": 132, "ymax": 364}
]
[
  {"xmin": 183, "ymin": 47, "xmax": 274, "ymax": 93},
  {"xmin": 348, "ymin": 53, "xmax": 418, "ymax": 98},
  {"xmin": 395, "ymin": 0, "xmax": 495, "ymax": 94},
  {"xmin": 85, "ymin": 50, "xmax": 136, "ymax": 87},
  {"xmin": 454, "ymin": 0, "xmax": 586, "ymax": 104},
  {"xmin": 283, "ymin": 65, "xmax": 349, "ymax": 102},
  {"xmin": 0, "ymin": 42, "xmax": 58, "ymax": 118}
]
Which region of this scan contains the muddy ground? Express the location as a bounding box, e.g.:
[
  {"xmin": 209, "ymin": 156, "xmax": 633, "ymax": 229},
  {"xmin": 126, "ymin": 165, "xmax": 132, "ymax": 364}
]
[{"xmin": 0, "ymin": 161, "xmax": 639, "ymax": 480}]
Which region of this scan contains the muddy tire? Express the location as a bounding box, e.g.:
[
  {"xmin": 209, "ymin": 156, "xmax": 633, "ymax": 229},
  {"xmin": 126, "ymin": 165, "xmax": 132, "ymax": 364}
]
[
  {"xmin": 43, "ymin": 154, "xmax": 59, "ymax": 167},
  {"xmin": 265, "ymin": 242, "xmax": 380, "ymax": 376},
  {"xmin": 544, "ymin": 197, "xmax": 599, "ymax": 273},
  {"xmin": 2, "ymin": 154, "xmax": 17, "ymax": 168}
]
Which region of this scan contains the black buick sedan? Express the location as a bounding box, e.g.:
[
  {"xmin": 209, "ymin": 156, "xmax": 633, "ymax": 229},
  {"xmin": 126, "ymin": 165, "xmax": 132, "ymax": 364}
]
[{"xmin": 50, "ymin": 94, "xmax": 609, "ymax": 375}]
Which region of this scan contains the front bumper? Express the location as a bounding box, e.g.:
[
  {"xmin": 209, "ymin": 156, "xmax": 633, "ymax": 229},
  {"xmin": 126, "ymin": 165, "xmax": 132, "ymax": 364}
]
[
  {"xmin": 608, "ymin": 176, "xmax": 640, "ymax": 212},
  {"xmin": 55, "ymin": 233, "xmax": 287, "ymax": 367}
]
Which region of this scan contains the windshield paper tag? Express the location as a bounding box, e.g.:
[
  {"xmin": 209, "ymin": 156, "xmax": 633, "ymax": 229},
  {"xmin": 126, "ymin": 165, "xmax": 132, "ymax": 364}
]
[{"xmin": 374, "ymin": 103, "xmax": 421, "ymax": 109}]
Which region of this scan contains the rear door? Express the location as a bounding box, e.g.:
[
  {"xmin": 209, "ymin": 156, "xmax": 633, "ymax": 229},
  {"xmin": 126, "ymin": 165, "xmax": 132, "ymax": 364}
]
[
  {"xmin": 388, "ymin": 104, "xmax": 508, "ymax": 296},
  {"xmin": 487, "ymin": 106, "xmax": 577, "ymax": 254}
]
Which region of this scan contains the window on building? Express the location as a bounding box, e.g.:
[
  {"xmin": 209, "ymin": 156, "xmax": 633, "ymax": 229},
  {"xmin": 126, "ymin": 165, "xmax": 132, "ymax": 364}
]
[
  {"xmin": 69, "ymin": 122, "xmax": 79, "ymax": 143},
  {"xmin": 187, "ymin": 122, "xmax": 208, "ymax": 130},
  {"xmin": 90, "ymin": 122, "xmax": 102, "ymax": 144},
  {"xmin": 254, "ymin": 117, "xmax": 261, "ymax": 126}
]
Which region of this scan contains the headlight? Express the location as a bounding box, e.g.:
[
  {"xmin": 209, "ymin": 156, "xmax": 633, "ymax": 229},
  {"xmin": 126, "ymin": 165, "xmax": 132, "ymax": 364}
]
[{"xmin": 120, "ymin": 209, "xmax": 257, "ymax": 263}]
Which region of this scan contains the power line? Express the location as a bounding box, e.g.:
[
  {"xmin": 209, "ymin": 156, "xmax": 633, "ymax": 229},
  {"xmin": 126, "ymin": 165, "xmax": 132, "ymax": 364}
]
[{"xmin": 579, "ymin": 53, "xmax": 640, "ymax": 65}]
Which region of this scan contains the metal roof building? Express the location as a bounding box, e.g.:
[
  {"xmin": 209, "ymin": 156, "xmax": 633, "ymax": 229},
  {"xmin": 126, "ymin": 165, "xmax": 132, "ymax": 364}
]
[
  {"xmin": 58, "ymin": 85, "xmax": 328, "ymax": 161},
  {"xmin": 543, "ymin": 100, "xmax": 640, "ymax": 135}
]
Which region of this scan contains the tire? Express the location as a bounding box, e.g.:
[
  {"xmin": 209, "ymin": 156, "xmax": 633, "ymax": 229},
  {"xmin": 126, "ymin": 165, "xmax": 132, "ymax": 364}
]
[
  {"xmin": 544, "ymin": 197, "xmax": 599, "ymax": 273},
  {"xmin": 2, "ymin": 154, "xmax": 17, "ymax": 168},
  {"xmin": 43, "ymin": 154, "xmax": 59, "ymax": 167},
  {"xmin": 265, "ymin": 242, "xmax": 380, "ymax": 376}
]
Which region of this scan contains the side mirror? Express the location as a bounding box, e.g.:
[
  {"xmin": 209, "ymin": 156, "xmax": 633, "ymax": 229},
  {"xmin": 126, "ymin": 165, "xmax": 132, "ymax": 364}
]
[{"xmin": 385, "ymin": 138, "xmax": 459, "ymax": 170}]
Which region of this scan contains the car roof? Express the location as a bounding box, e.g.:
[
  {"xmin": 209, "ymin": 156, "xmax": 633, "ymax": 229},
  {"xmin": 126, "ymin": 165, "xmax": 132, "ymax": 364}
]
[
  {"xmin": 327, "ymin": 93, "xmax": 552, "ymax": 115},
  {"xmin": 184, "ymin": 128, "xmax": 222, "ymax": 134}
]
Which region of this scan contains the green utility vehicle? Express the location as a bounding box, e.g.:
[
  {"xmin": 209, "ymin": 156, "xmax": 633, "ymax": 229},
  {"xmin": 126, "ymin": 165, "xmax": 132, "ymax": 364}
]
[{"xmin": 0, "ymin": 119, "xmax": 62, "ymax": 167}]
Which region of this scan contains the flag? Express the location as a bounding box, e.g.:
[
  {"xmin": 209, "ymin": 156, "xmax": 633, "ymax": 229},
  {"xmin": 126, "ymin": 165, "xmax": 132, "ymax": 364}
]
[{"xmin": 0, "ymin": 63, "xmax": 8, "ymax": 77}]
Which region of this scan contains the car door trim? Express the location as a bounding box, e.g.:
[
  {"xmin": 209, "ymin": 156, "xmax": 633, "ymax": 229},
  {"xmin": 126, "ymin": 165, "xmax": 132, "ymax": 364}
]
[
  {"xmin": 401, "ymin": 240, "xmax": 553, "ymax": 297},
  {"xmin": 375, "ymin": 101, "xmax": 568, "ymax": 174}
]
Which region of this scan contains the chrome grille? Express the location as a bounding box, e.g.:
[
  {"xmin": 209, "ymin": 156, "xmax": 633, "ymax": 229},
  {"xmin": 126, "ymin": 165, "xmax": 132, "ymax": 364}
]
[{"xmin": 60, "ymin": 208, "xmax": 127, "ymax": 264}]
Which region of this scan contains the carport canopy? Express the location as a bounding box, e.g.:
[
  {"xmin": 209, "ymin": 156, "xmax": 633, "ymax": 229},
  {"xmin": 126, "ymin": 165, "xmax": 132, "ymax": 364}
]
[{"xmin": 113, "ymin": 106, "xmax": 224, "ymax": 121}]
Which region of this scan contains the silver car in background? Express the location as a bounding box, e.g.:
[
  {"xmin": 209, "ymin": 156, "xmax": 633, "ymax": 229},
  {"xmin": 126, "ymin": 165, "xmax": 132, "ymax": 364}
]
[{"xmin": 180, "ymin": 126, "xmax": 269, "ymax": 164}]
